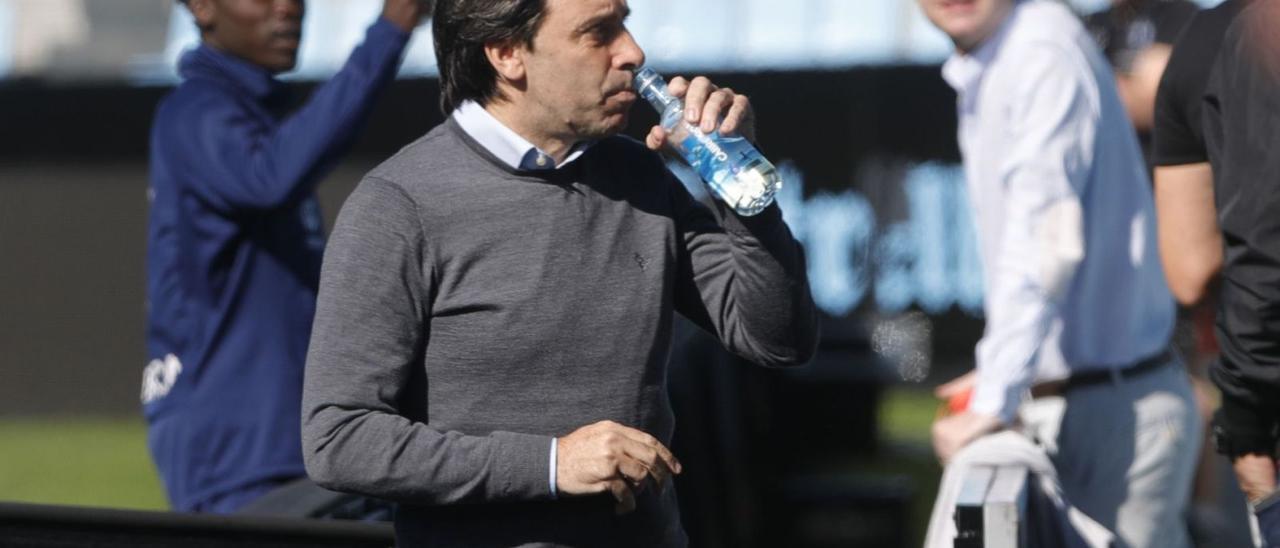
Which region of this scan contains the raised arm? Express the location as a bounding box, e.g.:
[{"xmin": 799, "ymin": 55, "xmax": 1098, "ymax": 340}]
[
  {"xmin": 642, "ymin": 76, "xmax": 818, "ymax": 368},
  {"xmin": 172, "ymin": 19, "xmax": 410, "ymax": 212},
  {"xmin": 668, "ymin": 176, "xmax": 818, "ymax": 368}
]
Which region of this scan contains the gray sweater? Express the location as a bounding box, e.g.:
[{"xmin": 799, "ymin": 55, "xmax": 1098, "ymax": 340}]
[{"xmin": 302, "ymin": 118, "xmax": 817, "ymax": 547}]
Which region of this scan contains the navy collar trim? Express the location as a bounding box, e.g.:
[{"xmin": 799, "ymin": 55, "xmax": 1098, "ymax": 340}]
[{"xmin": 178, "ymin": 44, "xmax": 284, "ymax": 100}]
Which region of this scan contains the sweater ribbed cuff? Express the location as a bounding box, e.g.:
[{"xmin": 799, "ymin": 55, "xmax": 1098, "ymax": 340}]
[{"xmin": 491, "ymin": 431, "xmax": 557, "ymax": 501}]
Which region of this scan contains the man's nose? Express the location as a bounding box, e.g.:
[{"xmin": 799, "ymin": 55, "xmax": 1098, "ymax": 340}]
[
  {"xmin": 615, "ymin": 29, "xmax": 646, "ymax": 71},
  {"xmin": 274, "ymin": 0, "xmax": 304, "ymax": 19}
]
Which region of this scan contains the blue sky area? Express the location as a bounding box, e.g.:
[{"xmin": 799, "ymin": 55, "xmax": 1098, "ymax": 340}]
[
  {"xmin": 155, "ymin": 0, "xmax": 1224, "ymax": 82},
  {"xmin": 0, "ymin": 0, "xmax": 1228, "ymax": 83}
]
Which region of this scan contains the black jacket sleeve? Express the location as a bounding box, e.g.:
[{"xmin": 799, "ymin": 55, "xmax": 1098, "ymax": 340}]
[{"xmin": 1202, "ymin": 5, "xmax": 1280, "ymax": 446}]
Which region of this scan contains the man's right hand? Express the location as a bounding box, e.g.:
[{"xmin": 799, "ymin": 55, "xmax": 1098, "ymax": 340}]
[
  {"xmin": 556, "ymin": 420, "xmax": 682, "ymax": 515},
  {"xmin": 1234, "ymin": 453, "xmax": 1279, "ymax": 503},
  {"xmin": 382, "ymin": 0, "xmax": 431, "ymax": 33}
]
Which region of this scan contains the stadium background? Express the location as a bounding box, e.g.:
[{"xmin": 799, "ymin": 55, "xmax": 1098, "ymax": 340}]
[{"xmin": 0, "ymin": 1, "xmax": 1233, "ymax": 546}]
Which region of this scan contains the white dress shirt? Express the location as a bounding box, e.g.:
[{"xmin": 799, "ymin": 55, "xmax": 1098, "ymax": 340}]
[
  {"xmin": 450, "ymin": 99, "xmax": 595, "ymax": 498},
  {"xmin": 942, "ymin": 0, "xmax": 1175, "ymax": 423},
  {"xmin": 452, "ymin": 100, "xmax": 589, "ymax": 170}
]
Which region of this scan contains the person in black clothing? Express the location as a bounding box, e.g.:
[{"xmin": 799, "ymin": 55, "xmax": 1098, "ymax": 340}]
[
  {"xmin": 1084, "ymin": 0, "xmax": 1197, "ymax": 163},
  {"xmin": 1200, "ymin": 2, "xmax": 1280, "ymax": 542},
  {"xmin": 1088, "ymin": 0, "xmax": 1203, "ymax": 409},
  {"xmin": 1150, "ymin": 2, "xmax": 1257, "ymax": 543},
  {"xmin": 1151, "ymin": 0, "xmax": 1251, "ymax": 308}
]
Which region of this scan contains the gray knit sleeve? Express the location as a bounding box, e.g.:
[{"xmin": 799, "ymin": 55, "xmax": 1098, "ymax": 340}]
[
  {"xmin": 669, "ymin": 169, "xmax": 820, "ymax": 368},
  {"xmin": 301, "ymin": 177, "xmax": 553, "ymax": 504}
]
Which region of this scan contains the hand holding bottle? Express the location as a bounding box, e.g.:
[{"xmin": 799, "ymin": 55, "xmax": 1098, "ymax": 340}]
[
  {"xmin": 642, "ymin": 75, "xmax": 756, "ymax": 148},
  {"xmin": 636, "ymin": 69, "xmax": 781, "ymax": 216}
]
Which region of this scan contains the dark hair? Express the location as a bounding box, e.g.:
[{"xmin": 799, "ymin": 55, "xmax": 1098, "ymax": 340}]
[{"xmin": 433, "ymin": 0, "xmax": 547, "ymax": 114}]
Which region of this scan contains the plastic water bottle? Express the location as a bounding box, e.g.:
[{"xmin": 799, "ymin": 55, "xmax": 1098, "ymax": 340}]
[{"xmin": 633, "ymin": 68, "xmax": 782, "ymax": 216}]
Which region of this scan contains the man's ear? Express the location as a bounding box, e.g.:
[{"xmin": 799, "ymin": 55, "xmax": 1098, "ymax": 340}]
[
  {"xmin": 186, "ymin": 0, "xmax": 217, "ymax": 31},
  {"xmin": 483, "ymin": 40, "xmax": 527, "ymax": 86}
]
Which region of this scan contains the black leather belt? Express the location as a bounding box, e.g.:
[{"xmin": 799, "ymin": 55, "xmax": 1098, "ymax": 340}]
[{"xmin": 1030, "ymin": 349, "xmax": 1174, "ymax": 398}]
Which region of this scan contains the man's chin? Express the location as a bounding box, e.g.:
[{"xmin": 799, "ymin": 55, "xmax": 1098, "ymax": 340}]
[
  {"xmin": 583, "ymin": 113, "xmax": 631, "ymax": 140},
  {"xmin": 606, "ymin": 116, "xmax": 630, "ymax": 136},
  {"xmin": 265, "ymin": 54, "xmax": 299, "ymax": 74}
]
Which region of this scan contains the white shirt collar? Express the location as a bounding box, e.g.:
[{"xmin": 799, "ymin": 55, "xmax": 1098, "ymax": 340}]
[
  {"xmin": 451, "ymin": 100, "xmax": 589, "ymax": 170},
  {"xmin": 941, "ymin": 3, "xmax": 1018, "ymax": 96}
]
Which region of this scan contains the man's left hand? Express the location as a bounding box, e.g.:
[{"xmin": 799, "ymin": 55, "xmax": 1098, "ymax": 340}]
[
  {"xmin": 931, "ymin": 411, "xmax": 1003, "ymax": 464},
  {"xmin": 382, "ymin": 0, "xmax": 431, "ymax": 33},
  {"xmin": 645, "ymin": 76, "xmax": 756, "ymax": 151}
]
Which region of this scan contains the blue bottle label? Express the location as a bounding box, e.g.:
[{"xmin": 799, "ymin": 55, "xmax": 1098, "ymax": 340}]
[{"xmin": 681, "ymin": 132, "xmax": 755, "ymax": 180}]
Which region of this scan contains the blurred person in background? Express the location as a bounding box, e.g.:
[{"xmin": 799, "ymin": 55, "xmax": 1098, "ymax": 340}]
[
  {"xmin": 1085, "ymin": 0, "xmax": 1201, "ymax": 381},
  {"xmin": 919, "ymin": 0, "xmax": 1199, "ymax": 545},
  {"xmin": 1199, "ymin": 2, "xmax": 1280, "ymax": 544},
  {"xmin": 141, "ymin": 0, "xmax": 428, "ymax": 514},
  {"xmin": 1085, "ymin": 0, "xmax": 1236, "ymax": 539},
  {"xmin": 299, "ymin": 0, "xmax": 817, "ymax": 545},
  {"xmin": 1150, "ymin": 0, "xmax": 1256, "ymax": 541},
  {"xmin": 1083, "ymin": 0, "xmax": 1197, "ymax": 166},
  {"xmin": 1153, "ymin": 0, "xmax": 1252, "ymax": 308}
]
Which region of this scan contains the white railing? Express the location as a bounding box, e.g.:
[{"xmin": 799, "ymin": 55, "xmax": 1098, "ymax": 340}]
[{"xmin": 954, "ymin": 464, "xmax": 1030, "ymax": 548}]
